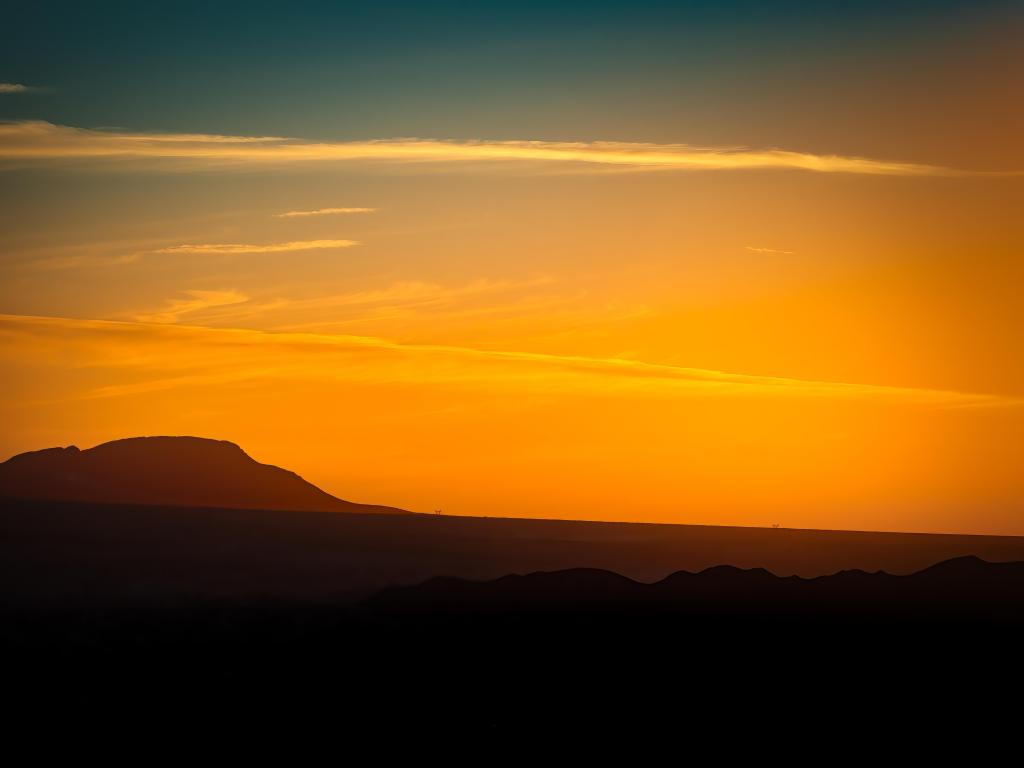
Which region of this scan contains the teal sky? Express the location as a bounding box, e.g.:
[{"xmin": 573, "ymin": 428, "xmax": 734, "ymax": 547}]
[{"xmin": 3, "ymin": 1, "xmax": 1020, "ymax": 164}]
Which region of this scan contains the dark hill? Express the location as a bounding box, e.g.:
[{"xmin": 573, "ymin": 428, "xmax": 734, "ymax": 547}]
[
  {"xmin": 368, "ymin": 556, "xmax": 1024, "ymax": 621},
  {"xmin": 0, "ymin": 436, "xmax": 409, "ymax": 514}
]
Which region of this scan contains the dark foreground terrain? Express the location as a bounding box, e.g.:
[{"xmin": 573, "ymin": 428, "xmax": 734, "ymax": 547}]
[
  {"xmin": 4, "ymin": 499, "xmax": 1024, "ymax": 742},
  {"xmin": 4, "ymin": 534, "xmax": 1024, "ymax": 738},
  {"xmin": 6, "ymin": 498, "xmax": 1024, "ymax": 603}
]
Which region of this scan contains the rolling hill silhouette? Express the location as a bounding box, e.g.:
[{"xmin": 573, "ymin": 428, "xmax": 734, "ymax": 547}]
[
  {"xmin": 367, "ymin": 555, "xmax": 1024, "ymax": 621},
  {"xmin": 0, "ymin": 436, "xmax": 409, "ymax": 514},
  {"xmin": 6, "ymin": 551, "xmax": 1022, "ymax": 734}
]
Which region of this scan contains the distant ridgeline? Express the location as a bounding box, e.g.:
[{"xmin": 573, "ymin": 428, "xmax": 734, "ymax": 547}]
[{"xmin": 367, "ymin": 556, "xmax": 1024, "ymax": 622}]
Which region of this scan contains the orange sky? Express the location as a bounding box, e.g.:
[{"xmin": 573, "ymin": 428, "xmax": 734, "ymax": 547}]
[{"xmin": 1, "ymin": 2, "xmax": 1022, "ymax": 534}]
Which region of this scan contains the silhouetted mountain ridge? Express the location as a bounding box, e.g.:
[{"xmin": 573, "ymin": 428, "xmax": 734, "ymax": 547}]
[
  {"xmin": 368, "ymin": 555, "xmax": 1024, "ymax": 619},
  {"xmin": 0, "ymin": 436, "xmax": 409, "ymax": 514}
]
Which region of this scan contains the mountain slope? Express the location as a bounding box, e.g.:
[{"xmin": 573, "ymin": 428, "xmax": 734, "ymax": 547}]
[{"xmin": 0, "ymin": 436, "xmax": 410, "ymax": 514}]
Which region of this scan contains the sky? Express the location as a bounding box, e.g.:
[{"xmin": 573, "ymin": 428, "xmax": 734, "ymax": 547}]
[{"xmin": 1, "ymin": 0, "xmax": 1022, "ymax": 534}]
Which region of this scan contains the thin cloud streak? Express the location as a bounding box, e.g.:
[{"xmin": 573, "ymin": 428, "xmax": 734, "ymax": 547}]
[
  {"xmin": 274, "ymin": 207, "xmax": 377, "ymax": 218},
  {"xmin": 0, "ymin": 312, "xmax": 1016, "ymax": 408},
  {"xmin": 152, "ymin": 239, "xmax": 358, "ymax": 255},
  {"xmin": 274, "ymin": 277, "xmax": 555, "ymax": 312},
  {"xmin": 15, "ymin": 238, "xmax": 358, "ymax": 271},
  {"xmin": 746, "ymin": 246, "xmax": 796, "ymax": 254},
  {"xmin": 27, "ymin": 253, "xmax": 142, "ymax": 270},
  {"xmin": 133, "ymin": 290, "xmax": 249, "ymax": 324},
  {"xmin": 203, "ymin": 277, "xmax": 562, "ymax": 327},
  {"xmin": 0, "ymin": 120, "xmax": 979, "ymax": 176},
  {"xmin": 130, "ymin": 276, "xmax": 590, "ymax": 332},
  {"xmin": 0, "ymin": 83, "xmax": 32, "ymax": 94}
]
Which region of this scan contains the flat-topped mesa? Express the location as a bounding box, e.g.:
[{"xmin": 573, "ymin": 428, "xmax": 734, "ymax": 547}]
[{"xmin": 0, "ymin": 436, "xmax": 410, "ymax": 514}]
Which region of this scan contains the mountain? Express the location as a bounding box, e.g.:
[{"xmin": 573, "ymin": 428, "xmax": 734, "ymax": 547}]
[{"xmin": 0, "ymin": 436, "xmax": 410, "ymax": 514}]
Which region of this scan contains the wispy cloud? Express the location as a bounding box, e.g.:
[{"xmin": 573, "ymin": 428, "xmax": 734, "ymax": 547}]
[
  {"xmin": 0, "ymin": 83, "xmax": 33, "ymax": 94},
  {"xmin": 120, "ymin": 277, "xmax": 556, "ymax": 327},
  {"xmin": 746, "ymin": 246, "xmax": 796, "ymax": 255},
  {"xmin": 14, "ymin": 237, "xmax": 359, "ymax": 271},
  {"xmin": 152, "ymin": 239, "xmax": 358, "ymax": 255},
  {"xmin": 279, "ymin": 278, "xmax": 553, "ymax": 313},
  {"xmin": 0, "ymin": 120, "xmax": 977, "ymax": 176},
  {"xmin": 0, "ymin": 312, "xmax": 1016, "ymax": 409},
  {"xmin": 27, "ymin": 252, "xmax": 142, "ymax": 270},
  {"xmin": 133, "ymin": 290, "xmax": 249, "ymax": 324},
  {"xmin": 274, "ymin": 207, "xmax": 377, "ymax": 218}
]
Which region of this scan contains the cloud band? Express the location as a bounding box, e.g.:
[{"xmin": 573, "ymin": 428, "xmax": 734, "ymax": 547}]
[{"xmin": 0, "ymin": 120, "xmax": 968, "ymax": 176}]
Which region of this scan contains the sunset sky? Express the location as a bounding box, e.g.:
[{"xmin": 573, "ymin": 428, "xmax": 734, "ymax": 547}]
[{"xmin": 2, "ymin": 1, "xmax": 1022, "ymax": 534}]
